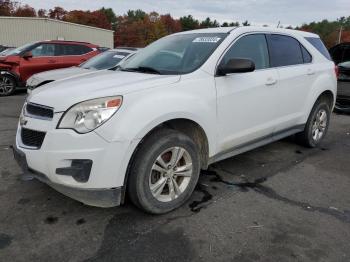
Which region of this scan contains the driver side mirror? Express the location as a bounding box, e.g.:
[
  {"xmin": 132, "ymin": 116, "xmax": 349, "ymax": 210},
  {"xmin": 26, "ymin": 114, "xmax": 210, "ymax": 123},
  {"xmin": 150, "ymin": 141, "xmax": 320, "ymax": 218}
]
[
  {"xmin": 22, "ymin": 51, "xmax": 33, "ymax": 59},
  {"xmin": 217, "ymin": 58, "xmax": 255, "ymax": 76}
]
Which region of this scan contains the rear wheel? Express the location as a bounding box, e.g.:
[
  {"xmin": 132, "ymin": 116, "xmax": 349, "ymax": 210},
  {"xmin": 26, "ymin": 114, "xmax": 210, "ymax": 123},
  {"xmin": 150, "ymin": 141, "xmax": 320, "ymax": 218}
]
[
  {"xmin": 127, "ymin": 129, "xmax": 201, "ymax": 214},
  {"xmin": 0, "ymin": 75, "xmax": 16, "ymax": 96},
  {"xmin": 296, "ymin": 99, "xmax": 331, "ymax": 147}
]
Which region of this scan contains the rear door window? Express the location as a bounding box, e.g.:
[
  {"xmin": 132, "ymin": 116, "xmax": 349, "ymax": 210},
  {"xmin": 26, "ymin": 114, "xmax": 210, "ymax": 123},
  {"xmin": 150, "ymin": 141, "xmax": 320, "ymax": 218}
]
[
  {"xmin": 222, "ymin": 34, "xmax": 270, "ymax": 70},
  {"xmin": 267, "ymin": 34, "xmax": 304, "ymax": 67},
  {"xmin": 305, "ymin": 37, "xmax": 332, "ymax": 60},
  {"xmin": 56, "ymin": 44, "xmax": 93, "ymax": 56}
]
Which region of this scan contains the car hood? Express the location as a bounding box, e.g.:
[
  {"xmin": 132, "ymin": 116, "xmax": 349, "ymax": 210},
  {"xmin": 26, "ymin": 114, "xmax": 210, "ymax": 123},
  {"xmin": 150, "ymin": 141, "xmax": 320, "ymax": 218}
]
[
  {"xmin": 28, "ymin": 70, "xmax": 180, "ymax": 111},
  {"xmin": 27, "ymin": 67, "xmax": 92, "ymax": 87}
]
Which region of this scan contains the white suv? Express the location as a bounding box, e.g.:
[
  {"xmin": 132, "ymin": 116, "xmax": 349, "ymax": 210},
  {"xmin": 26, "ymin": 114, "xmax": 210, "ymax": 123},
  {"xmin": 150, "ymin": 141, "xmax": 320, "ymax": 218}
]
[{"xmin": 14, "ymin": 26, "xmax": 337, "ymax": 214}]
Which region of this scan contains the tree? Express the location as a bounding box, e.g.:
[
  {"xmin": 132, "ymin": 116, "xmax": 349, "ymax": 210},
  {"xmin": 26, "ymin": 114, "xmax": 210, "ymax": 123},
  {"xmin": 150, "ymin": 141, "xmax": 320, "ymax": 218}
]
[
  {"xmin": 13, "ymin": 4, "xmax": 36, "ymax": 17},
  {"xmin": 200, "ymin": 17, "xmax": 219, "ymax": 28},
  {"xmin": 100, "ymin": 7, "xmax": 117, "ymax": 28},
  {"xmin": 0, "ymin": 0, "xmax": 16, "ymax": 16},
  {"xmin": 49, "ymin": 6, "xmax": 66, "ymax": 20},
  {"xmin": 221, "ymin": 22, "xmax": 229, "ymax": 27},
  {"xmin": 242, "ymin": 20, "xmax": 250, "ymax": 26},
  {"xmin": 64, "ymin": 10, "xmax": 111, "ymax": 30},
  {"xmin": 229, "ymin": 21, "xmax": 240, "ymax": 27},
  {"xmin": 37, "ymin": 9, "xmax": 47, "ymax": 17},
  {"xmin": 160, "ymin": 14, "xmax": 182, "ymax": 34},
  {"xmin": 179, "ymin": 15, "xmax": 199, "ymax": 31},
  {"xmin": 127, "ymin": 9, "xmax": 146, "ymax": 21},
  {"xmin": 222, "ymin": 21, "xmax": 239, "ymax": 27}
]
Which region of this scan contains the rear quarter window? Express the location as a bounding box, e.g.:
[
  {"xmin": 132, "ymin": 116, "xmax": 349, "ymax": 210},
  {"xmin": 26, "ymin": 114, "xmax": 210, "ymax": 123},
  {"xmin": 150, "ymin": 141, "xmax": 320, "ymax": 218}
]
[
  {"xmin": 305, "ymin": 37, "xmax": 332, "ymax": 60},
  {"xmin": 301, "ymin": 45, "xmax": 312, "ymax": 63}
]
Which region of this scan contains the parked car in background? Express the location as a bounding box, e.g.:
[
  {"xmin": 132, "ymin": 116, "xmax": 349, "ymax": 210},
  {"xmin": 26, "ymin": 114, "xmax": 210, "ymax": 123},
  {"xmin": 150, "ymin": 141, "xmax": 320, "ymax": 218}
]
[
  {"xmin": 0, "ymin": 40, "xmax": 101, "ymax": 96},
  {"xmin": 329, "ymin": 42, "xmax": 350, "ymax": 113},
  {"xmin": 0, "ymin": 47, "xmax": 15, "ymax": 56},
  {"xmin": 14, "ymin": 27, "xmax": 336, "ymax": 214},
  {"xmin": 0, "ymin": 45, "xmax": 14, "ymax": 53},
  {"xmin": 26, "ymin": 48, "xmax": 139, "ymax": 93}
]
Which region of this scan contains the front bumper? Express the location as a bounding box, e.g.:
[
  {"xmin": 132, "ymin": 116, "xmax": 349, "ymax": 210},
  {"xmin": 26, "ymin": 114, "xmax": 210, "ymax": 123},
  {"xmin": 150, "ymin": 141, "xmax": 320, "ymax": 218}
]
[
  {"xmin": 13, "ymin": 145, "xmax": 122, "ymax": 207},
  {"xmin": 14, "ymin": 112, "xmax": 139, "ymax": 207}
]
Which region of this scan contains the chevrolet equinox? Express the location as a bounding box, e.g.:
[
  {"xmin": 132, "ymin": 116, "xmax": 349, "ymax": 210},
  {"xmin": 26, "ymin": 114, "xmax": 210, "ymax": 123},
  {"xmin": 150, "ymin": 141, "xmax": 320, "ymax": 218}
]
[{"xmin": 13, "ymin": 27, "xmax": 337, "ymax": 214}]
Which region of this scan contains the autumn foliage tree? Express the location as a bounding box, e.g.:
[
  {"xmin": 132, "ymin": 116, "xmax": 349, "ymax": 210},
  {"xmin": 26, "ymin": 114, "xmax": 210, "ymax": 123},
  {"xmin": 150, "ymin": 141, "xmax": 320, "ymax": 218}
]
[
  {"xmin": 298, "ymin": 16, "xmax": 350, "ymax": 47},
  {"xmin": 64, "ymin": 10, "xmax": 111, "ymax": 30},
  {"xmin": 0, "ymin": 0, "xmax": 16, "ymax": 16},
  {"xmin": 13, "ymin": 4, "xmax": 35, "ymax": 17}
]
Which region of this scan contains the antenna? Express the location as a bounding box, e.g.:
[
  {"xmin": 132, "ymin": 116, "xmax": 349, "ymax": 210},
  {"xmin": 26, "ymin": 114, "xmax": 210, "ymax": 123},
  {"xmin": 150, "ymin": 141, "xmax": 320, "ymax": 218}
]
[{"xmin": 277, "ymin": 21, "xmax": 280, "ymax": 28}]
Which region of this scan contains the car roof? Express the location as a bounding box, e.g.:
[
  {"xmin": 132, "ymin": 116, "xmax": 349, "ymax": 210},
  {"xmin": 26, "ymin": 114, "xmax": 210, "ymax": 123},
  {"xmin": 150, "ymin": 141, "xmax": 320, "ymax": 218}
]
[
  {"xmin": 108, "ymin": 48, "xmax": 139, "ymax": 54},
  {"xmin": 176, "ymin": 26, "xmax": 319, "ymax": 38},
  {"xmin": 40, "ymin": 40, "xmax": 99, "ymax": 47}
]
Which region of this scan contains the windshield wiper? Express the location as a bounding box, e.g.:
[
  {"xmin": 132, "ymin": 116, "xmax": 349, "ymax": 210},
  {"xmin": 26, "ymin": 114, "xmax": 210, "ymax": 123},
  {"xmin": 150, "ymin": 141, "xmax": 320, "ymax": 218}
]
[{"xmin": 120, "ymin": 66, "xmax": 161, "ymax": 74}]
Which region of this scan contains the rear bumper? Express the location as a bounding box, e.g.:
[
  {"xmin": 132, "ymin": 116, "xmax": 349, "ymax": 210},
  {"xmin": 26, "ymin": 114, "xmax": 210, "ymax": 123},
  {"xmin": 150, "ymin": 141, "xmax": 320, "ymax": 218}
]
[{"xmin": 13, "ymin": 145, "xmax": 123, "ymax": 207}]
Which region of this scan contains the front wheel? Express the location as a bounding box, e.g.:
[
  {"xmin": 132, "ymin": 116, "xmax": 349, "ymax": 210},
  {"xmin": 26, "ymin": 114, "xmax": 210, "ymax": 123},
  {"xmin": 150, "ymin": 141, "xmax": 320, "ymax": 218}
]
[
  {"xmin": 127, "ymin": 129, "xmax": 201, "ymax": 214},
  {"xmin": 0, "ymin": 75, "xmax": 16, "ymax": 96},
  {"xmin": 296, "ymin": 99, "xmax": 331, "ymax": 148}
]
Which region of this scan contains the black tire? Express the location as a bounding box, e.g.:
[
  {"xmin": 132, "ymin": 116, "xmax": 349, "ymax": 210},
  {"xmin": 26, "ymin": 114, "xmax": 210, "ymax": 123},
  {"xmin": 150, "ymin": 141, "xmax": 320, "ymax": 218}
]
[
  {"xmin": 127, "ymin": 128, "xmax": 201, "ymax": 214},
  {"xmin": 296, "ymin": 98, "xmax": 331, "ymax": 148},
  {"xmin": 0, "ymin": 75, "xmax": 16, "ymax": 96}
]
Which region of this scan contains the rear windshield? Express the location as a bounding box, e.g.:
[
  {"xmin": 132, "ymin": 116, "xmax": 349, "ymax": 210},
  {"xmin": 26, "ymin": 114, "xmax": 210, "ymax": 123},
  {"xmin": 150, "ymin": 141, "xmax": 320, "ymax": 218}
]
[{"xmin": 305, "ymin": 37, "xmax": 331, "ymax": 60}]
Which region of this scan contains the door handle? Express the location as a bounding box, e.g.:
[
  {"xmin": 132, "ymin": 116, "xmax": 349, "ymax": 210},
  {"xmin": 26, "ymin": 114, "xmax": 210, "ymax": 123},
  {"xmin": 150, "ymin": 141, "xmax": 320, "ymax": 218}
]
[
  {"xmin": 265, "ymin": 77, "xmax": 277, "ymax": 86},
  {"xmin": 307, "ymin": 68, "xmax": 315, "ymax": 75},
  {"xmin": 48, "ymin": 60, "xmax": 57, "ymax": 64}
]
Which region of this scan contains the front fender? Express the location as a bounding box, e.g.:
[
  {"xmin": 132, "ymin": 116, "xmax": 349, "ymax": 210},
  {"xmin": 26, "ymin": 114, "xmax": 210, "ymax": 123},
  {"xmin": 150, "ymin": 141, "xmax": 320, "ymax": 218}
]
[{"xmin": 96, "ymin": 78, "xmax": 217, "ymax": 156}]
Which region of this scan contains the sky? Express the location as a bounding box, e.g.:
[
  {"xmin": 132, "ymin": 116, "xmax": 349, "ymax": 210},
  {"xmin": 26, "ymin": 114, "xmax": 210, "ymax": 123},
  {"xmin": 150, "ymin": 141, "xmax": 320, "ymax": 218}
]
[{"xmin": 20, "ymin": 0, "xmax": 350, "ymax": 27}]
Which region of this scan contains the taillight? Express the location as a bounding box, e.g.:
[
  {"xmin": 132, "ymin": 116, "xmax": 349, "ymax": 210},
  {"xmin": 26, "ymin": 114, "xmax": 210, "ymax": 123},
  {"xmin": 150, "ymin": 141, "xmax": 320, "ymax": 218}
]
[{"xmin": 335, "ymin": 65, "xmax": 339, "ymax": 79}]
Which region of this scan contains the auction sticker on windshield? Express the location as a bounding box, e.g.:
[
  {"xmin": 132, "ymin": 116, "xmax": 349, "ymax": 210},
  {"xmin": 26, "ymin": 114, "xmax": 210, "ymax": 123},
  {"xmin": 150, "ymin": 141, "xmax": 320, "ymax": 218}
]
[{"xmin": 193, "ymin": 37, "xmax": 221, "ymax": 43}]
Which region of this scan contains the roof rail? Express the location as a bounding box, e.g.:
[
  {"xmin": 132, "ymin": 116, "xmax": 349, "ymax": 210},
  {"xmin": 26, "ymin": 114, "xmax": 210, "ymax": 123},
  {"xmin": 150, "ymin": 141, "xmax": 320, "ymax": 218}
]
[{"xmin": 115, "ymin": 47, "xmax": 139, "ymax": 51}]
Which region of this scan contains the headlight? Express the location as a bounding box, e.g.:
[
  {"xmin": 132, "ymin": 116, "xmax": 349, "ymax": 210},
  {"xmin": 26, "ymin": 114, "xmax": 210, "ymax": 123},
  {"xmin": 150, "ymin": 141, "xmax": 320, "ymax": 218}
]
[{"xmin": 57, "ymin": 96, "xmax": 122, "ymax": 133}]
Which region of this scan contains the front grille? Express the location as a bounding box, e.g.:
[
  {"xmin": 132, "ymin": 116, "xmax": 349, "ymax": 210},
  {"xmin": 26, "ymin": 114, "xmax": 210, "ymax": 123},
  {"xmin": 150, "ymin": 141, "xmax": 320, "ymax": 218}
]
[
  {"xmin": 21, "ymin": 128, "xmax": 46, "ymax": 149},
  {"xmin": 26, "ymin": 103, "xmax": 54, "ymax": 119}
]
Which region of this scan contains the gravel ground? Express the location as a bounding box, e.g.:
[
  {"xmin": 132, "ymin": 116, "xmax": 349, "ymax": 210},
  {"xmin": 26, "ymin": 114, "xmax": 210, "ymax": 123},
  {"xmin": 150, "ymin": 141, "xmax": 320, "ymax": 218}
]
[{"xmin": 0, "ymin": 92, "xmax": 350, "ymax": 262}]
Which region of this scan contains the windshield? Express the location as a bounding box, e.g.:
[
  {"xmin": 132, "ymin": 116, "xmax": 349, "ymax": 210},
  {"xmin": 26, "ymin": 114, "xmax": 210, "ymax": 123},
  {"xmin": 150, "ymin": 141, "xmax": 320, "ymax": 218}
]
[
  {"xmin": 119, "ymin": 33, "xmax": 227, "ymax": 75},
  {"xmin": 80, "ymin": 50, "xmax": 131, "ymax": 70},
  {"xmin": 6, "ymin": 42, "xmax": 37, "ymax": 56}
]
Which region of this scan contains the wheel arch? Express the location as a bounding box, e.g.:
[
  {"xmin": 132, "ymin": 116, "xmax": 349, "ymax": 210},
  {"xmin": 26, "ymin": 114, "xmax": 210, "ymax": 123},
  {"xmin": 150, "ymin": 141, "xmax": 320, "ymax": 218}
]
[
  {"xmin": 0, "ymin": 70, "xmax": 20, "ymax": 85},
  {"xmin": 121, "ymin": 117, "xmax": 211, "ymax": 204}
]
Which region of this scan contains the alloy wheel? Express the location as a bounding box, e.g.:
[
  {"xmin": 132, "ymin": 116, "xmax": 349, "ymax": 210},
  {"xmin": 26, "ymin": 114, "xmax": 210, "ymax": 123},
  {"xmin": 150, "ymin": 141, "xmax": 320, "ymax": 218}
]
[
  {"xmin": 311, "ymin": 109, "xmax": 328, "ymax": 141},
  {"xmin": 0, "ymin": 76, "xmax": 15, "ymax": 96},
  {"xmin": 149, "ymin": 146, "xmax": 193, "ymax": 202}
]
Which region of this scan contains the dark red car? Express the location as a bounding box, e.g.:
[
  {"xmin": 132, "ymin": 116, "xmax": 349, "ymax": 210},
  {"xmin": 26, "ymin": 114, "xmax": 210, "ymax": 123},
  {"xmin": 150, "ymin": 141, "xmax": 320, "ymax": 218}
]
[{"xmin": 0, "ymin": 40, "xmax": 101, "ymax": 96}]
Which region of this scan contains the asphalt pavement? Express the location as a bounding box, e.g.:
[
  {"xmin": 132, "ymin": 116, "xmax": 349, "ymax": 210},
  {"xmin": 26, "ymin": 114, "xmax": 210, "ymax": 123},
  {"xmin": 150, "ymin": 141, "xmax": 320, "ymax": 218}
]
[{"xmin": 0, "ymin": 92, "xmax": 350, "ymax": 262}]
